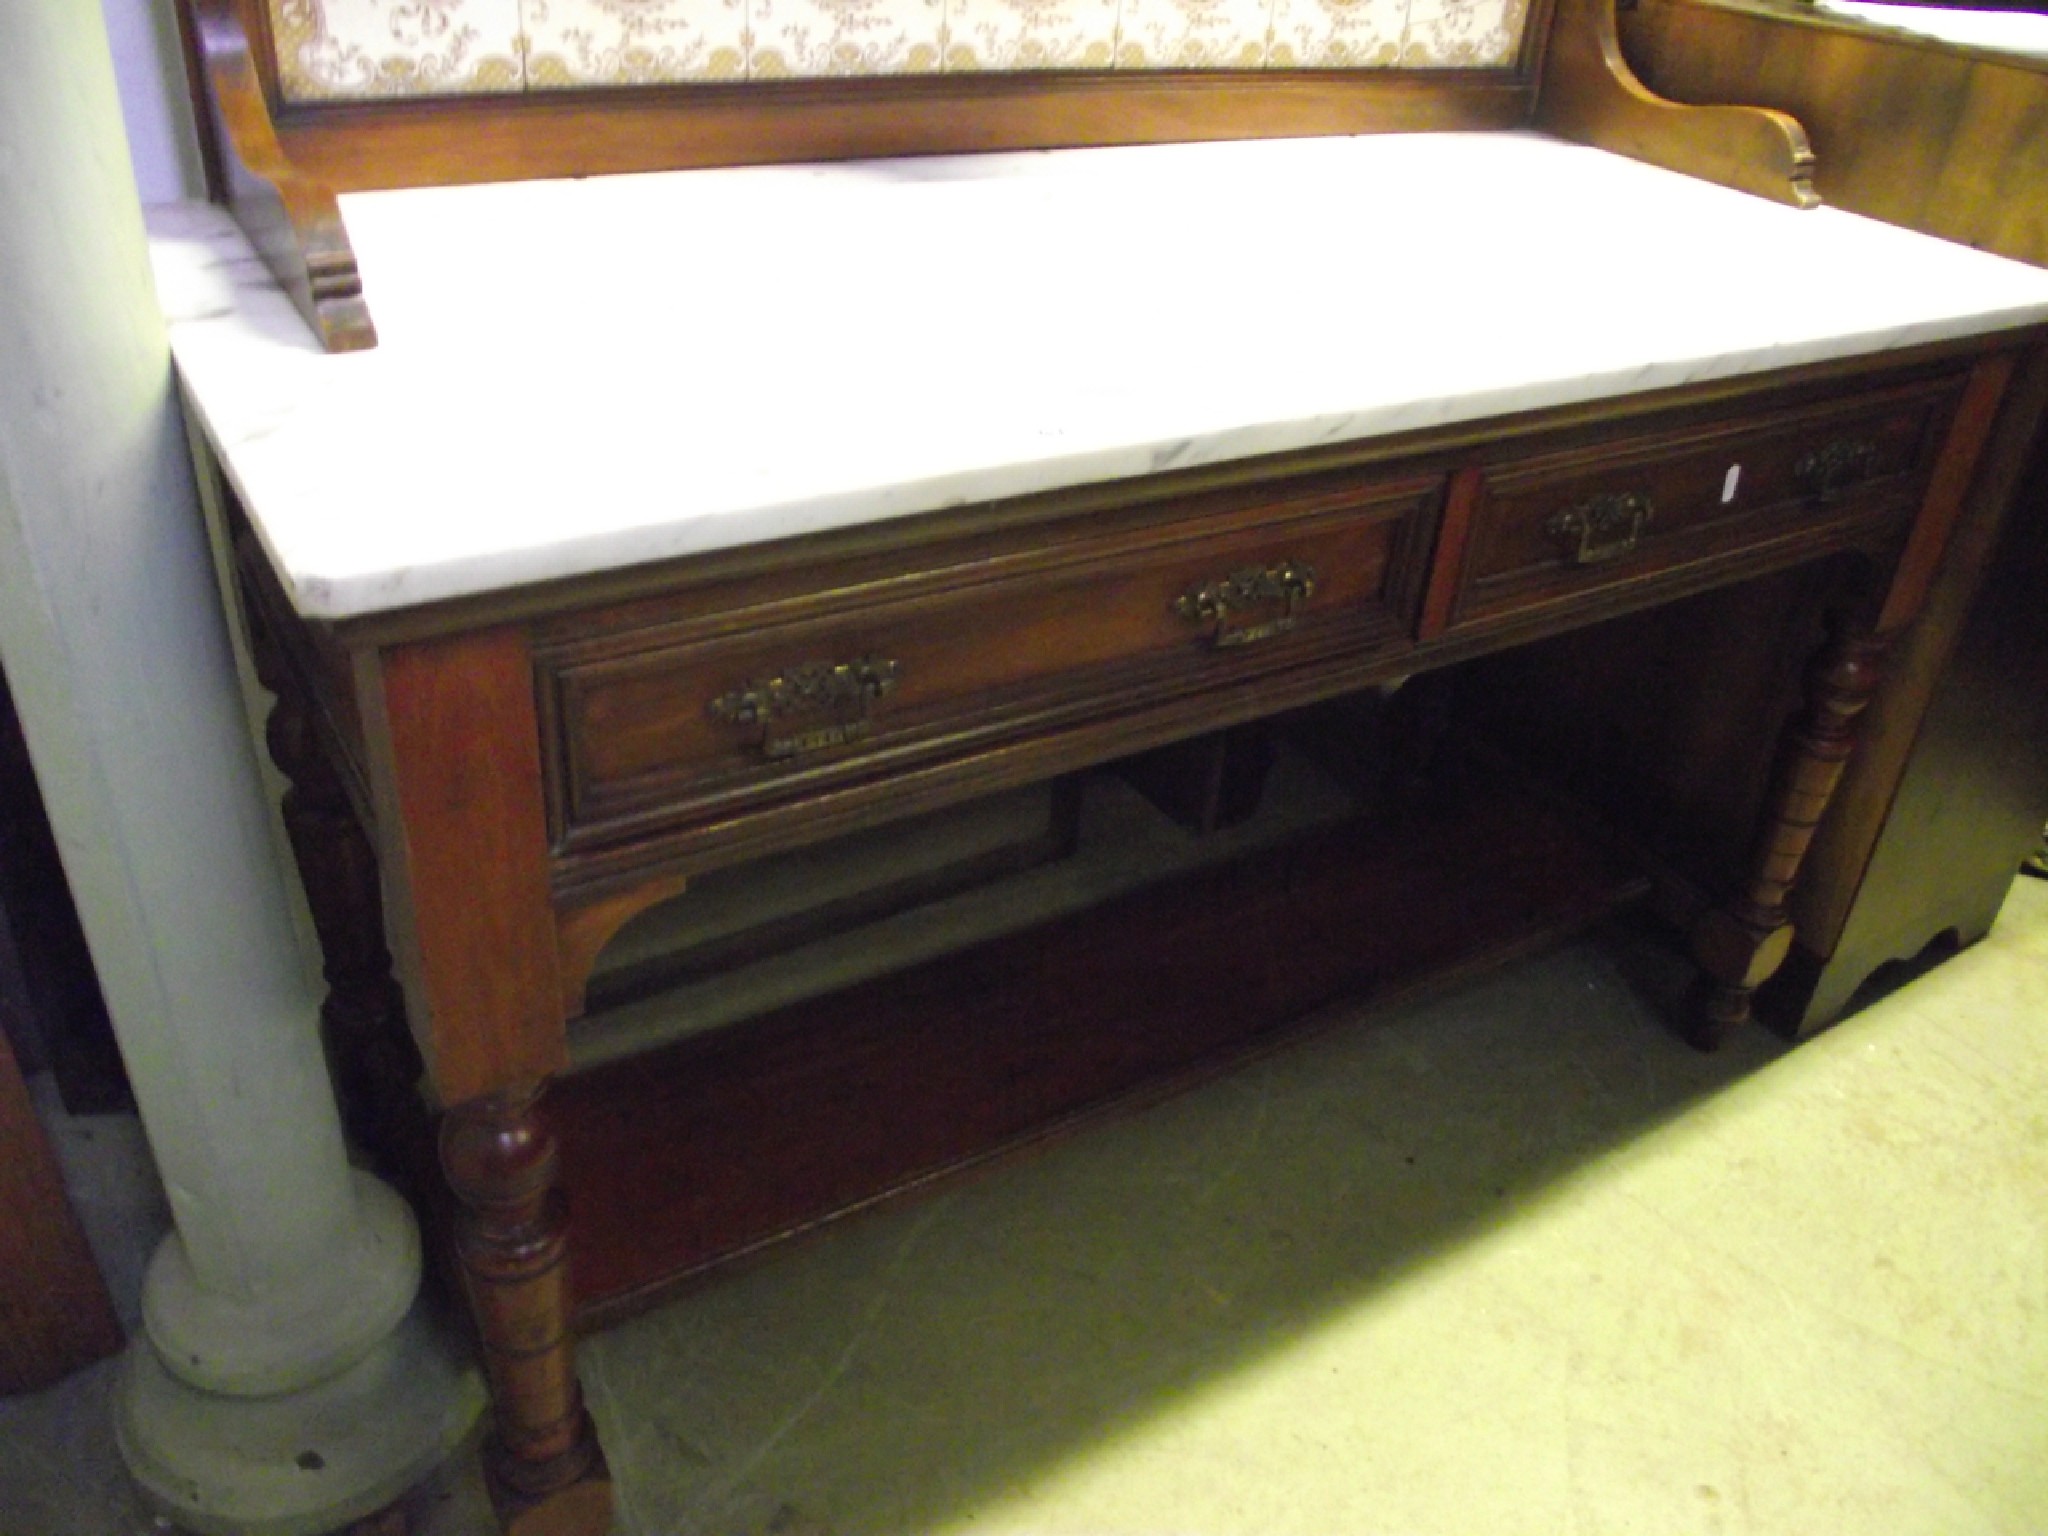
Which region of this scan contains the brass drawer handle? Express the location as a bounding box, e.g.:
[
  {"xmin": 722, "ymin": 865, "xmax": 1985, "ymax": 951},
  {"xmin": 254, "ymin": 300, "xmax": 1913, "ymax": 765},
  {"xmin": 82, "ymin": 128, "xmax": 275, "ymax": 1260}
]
[
  {"xmin": 1794, "ymin": 437, "xmax": 1878, "ymax": 505},
  {"xmin": 1546, "ymin": 491, "xmax": 1654, "ymax": 567},
  {"xmin": 710, "ymin": 655, "xmax": 901, "ymax": 760},
  {"xmin": 1174, "ymin": 560, "xmax": 1319, "ymax": 649}
]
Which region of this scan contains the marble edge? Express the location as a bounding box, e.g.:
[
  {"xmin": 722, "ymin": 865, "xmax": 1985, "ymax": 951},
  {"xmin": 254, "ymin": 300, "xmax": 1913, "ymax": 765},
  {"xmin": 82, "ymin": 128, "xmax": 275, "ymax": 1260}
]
[
  {"xmin": 141, "ymin": 163, "xmax": 2048, "ymax": 624},
  {"xmin": 279, "ymin": 317, "xmax": 2047, "ymax": 619}
]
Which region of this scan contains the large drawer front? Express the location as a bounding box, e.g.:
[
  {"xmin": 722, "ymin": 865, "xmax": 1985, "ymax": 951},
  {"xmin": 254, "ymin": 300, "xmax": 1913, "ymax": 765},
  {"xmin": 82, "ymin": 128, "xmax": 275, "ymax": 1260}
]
[
  {"xmin": 542, "ymin": 469, "xmax": 1441, "ymax": 859},
  {"xmin": 1448, "ymin": 373, "xmax": 1966, "ymax": 628}
]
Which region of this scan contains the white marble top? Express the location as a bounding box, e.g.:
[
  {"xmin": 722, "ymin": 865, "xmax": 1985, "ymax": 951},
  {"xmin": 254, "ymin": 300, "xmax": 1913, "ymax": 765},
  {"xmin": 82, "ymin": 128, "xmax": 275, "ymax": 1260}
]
[
  {"xmin": 146, "ymin": 132, "xmax": 2048, "ymax": 621},
  {"xmin": 1814, "ymin": 1, "xmax": 2048, "ymax": 59}
]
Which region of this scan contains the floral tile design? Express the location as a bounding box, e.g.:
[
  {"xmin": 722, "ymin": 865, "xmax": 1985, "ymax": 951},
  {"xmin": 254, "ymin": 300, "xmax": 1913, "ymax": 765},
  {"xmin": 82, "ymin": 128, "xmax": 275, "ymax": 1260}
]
[
  {"xmin": 523, "ymin": 0, "xmax": 747, "ymax": 84},
  {"xmin": 267, "ymin": 0, "xmax": 524, "ymax": 100},
  {"xmin": 1115, "ymin": 0, "xmax": 1276, "ymax": 67},
  {"xmin": 943, "ymin": 0, "xmax": 1119, "ymax": 70},
  {"xmin": 1400, "ymin": 0, "xmax": 1525, "ymax": 66},
  {"xmin": 262, "ymin": 0, "xmax": 1528, "ymax": 95},
  {"xmin": 1267, "ymin": 0, "xmax": 1405, "ymax": 67},
  {"xmin": 750, "ymin": 0, "xmax": 947, "ymax": 75}
]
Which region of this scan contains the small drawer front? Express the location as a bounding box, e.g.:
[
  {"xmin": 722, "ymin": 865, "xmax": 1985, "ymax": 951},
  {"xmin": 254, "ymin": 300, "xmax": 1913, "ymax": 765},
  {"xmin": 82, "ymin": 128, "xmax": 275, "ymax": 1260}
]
[
  {"xmin": 1452, "ymin": 375, "xmax": 1964, "ymax": 627},
  {"xmin": 545, "ymin": 472, "xmax": 1440, "ymax": 852}
]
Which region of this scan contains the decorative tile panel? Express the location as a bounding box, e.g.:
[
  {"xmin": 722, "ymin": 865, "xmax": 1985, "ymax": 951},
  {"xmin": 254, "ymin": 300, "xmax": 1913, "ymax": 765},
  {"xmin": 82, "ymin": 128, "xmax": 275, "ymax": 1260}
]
[
  {"xmin": 263, "ymin": 0, "xmax": 1526, "ymax": 96},
  {"xmin": 1114, "ymin": 0, "xmax": 1276, "ymax": 66},
  {"xmin": 267, "ymin": 0, "xmax": 523, "ymax": 100},
  {"xmin": 750, "ymin": 0, "xmax": 947, "ymax": 75},
  {"xmin": 942, "ymin": 0, "xmax": 1118, "ymax": 70},
  {"xmin": 523, "ymin": 0, "xmax": 747, "ymax": 84},
  {"xmin": 1267, "ymin": 0, "xmax": 1404, "ymax": 66},
  {"xmin": 1400, "ymin": 0, "xmax": 1524, "ymax": 65}
]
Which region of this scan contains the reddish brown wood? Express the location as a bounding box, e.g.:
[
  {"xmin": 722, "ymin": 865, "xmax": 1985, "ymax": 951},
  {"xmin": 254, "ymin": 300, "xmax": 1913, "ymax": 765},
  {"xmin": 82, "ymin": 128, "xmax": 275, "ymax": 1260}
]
[
  {"xmin": 554, "ymin": 768, "xmax": 1648, "ymax": 1323},
  {"xmin": 1418, "ymin": 466, "xmax": 1484, "ymax": 641},
  {"xmin": 277, "ymin": 73, "xmax": 1538, "ymax": 195},
  {"xmin": 1622, "ymin": 0, "xmax": 2048, "ymax": 267},
  {"xmin": 1535, "ymin": 0, "xmax": 1815, "ymax": 206},
  {"xmin": 362, "ymin": 630, "xmax": 565, "ymax": 1108},
  {"xmin": 1875, "ymin": 352, "xmax": 2016, "ymax": 636},
  {"xmin": 1688, "ymin": 615, "xmax": 1889, "ymax": 1048},
  {"xmin": 0, "ymin": 1014, "xmax": 123, "ymax": 1393},
  {"xmin": 1449, "ymin": 371, "xmax": 1964, "ymax": 631},
  {"xmin": 441, "ymin": 1085, "xmax": 612, "ymax": 1536},
  {"xmin": 189, "ymin": 0, "xmax": 374, "ymax": 351},
  {"xmin": 554, "ymin": 874, "xmax": 692, "ymax": 1021}
]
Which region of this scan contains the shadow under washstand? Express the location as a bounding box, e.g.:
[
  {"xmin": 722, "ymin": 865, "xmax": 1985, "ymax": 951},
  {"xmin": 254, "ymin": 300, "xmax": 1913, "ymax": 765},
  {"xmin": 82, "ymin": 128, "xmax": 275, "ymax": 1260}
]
[{"xmin": 565, "ymin": 922, "xmax": 1780, "ymax": 1536}]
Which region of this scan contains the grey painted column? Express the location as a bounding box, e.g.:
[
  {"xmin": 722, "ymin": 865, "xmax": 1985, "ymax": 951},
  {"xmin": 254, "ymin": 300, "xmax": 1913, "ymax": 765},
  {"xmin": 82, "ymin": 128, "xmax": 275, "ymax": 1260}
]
[{"xmin": 0, "ymin": 2, "xmax": 481, "ymax": 1533}]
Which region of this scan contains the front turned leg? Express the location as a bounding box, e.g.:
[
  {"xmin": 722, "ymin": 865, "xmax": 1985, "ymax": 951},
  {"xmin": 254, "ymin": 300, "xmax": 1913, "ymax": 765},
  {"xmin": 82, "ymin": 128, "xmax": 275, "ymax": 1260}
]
[
  {"xmin": 441, "ymin": 1084, "xmax": 614, "ymax": 1536},
  {"xmin": 1688, "ymin": 618, "xmax": 1888, "ymax": 1051}
]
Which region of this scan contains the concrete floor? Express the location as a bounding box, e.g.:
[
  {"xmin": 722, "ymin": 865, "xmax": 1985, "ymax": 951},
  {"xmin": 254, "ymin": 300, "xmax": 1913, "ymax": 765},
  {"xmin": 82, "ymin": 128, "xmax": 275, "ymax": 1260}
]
[{"xmin": 6, "ymin": 878, "xmax": 2046, "ymax": 1536}]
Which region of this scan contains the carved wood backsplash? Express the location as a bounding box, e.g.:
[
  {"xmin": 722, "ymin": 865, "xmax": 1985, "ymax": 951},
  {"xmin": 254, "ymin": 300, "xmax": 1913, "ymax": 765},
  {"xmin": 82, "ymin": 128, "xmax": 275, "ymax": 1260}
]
[{"xmin": 265, "ymin": 0, "xmax": 1531, "ymax": 100}]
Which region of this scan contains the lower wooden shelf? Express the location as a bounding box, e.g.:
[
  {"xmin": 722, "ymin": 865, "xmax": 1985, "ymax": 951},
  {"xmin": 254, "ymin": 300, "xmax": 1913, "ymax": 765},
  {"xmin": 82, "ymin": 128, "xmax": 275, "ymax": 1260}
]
[{"xmin": 551, "ymin": 760, "xmax": 1650, "ymax": 1329}]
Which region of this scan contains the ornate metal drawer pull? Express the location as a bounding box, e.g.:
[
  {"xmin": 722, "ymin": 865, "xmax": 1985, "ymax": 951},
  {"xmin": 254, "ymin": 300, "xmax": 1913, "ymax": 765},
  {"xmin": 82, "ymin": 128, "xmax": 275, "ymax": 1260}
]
[
  {"xmin": 1174, "ymin": 560, "xmax": 1319, "ymax": 649},
  {"xmin": 1794, "ymin": 437, "xmax": 1878, "ymax": 505},
  {"xmin": 1545, "ymin": 491, "xmax": 1654, "ymax": 567},
  {"xmin": 710, "ymin": 655, "xmax": 901, "ymax": 760}
]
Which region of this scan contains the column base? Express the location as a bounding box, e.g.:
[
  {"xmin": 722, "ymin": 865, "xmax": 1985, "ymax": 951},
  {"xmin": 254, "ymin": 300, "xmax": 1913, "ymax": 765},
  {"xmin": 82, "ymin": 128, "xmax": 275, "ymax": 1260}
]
[
  {"xmin": 116, "ymin": 1297, "xmax": 486, "ymax": 1536},
  {"xmin": 143, "ymin": 1170, "xmax": 424, "ymax": 1398}
]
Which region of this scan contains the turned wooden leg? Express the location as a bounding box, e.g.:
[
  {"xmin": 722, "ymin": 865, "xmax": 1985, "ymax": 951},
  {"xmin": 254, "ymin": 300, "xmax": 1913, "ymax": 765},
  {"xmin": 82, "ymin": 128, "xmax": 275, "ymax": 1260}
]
[
  {"xmin": 1689, "ymin": 617, "xmax": 1889, "ymax": 1050},
  {"xmin": 441, "ymin": 1085, "xmax": 614, "ymax": 1536},
  {"xmin": 244, "ymin": 581, "xmax": 431, "ymax": 1187}
]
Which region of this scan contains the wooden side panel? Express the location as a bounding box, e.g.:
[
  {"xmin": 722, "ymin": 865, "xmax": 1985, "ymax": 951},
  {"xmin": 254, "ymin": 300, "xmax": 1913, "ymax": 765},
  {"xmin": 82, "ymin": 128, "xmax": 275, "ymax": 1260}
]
[
  {"xmin": 1876, "ymin": 353, "xmax": 2015, "ymax": 634},
  {"xmin": 1797, "ymin": 346, "xmax": 2047, "ymax": 955},
  {"xmin": 362, "ymin": 630, "xmax": 565, "ymax": 1106},
  {"xmin": 1535, "ymin": 0, "xmax": 1815, "ymax": 207},
  {"xmin": 1622, "ymin": 0, "xmax": 2048, "ymax": 265}
]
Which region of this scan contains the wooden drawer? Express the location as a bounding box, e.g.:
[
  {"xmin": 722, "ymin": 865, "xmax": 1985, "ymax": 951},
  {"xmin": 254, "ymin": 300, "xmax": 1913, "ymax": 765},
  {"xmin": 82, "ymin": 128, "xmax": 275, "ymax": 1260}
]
[
  {"xmin": 1447, "ymin": 372, "xmax": 1967, "ymax": 629},
  {"xmin": 540, "ymin": 468, "xmax": 1441, "ymax": 866}
]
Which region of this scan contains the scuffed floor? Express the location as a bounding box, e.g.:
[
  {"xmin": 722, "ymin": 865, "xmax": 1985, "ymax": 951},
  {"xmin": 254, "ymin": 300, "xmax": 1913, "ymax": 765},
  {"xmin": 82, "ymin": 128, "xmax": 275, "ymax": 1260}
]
[{"xmin": 8, "ymin": 880, "xmax": 2047, "ymax": 1536}]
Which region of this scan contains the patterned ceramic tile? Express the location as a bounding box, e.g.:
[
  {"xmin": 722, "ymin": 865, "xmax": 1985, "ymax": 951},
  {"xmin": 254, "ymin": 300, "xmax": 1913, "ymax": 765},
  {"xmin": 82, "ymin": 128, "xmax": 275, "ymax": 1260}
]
[
  {"xmin": 1399, "ymin": 0, "xmax": 1525, "ymax": 66},
  {"xmin": 267, "ymin": 0, "xmax": 523, "ymax": 100},
  {"xmin": 750, "ymin": 0, "xmax": 947, "ymax": 75},
  {"xmin": 943, "ymin": 0, "xmax": 1118, "ymax": 69},
  {"xmin": 1267, "ymin": 0, "xmax": 1403, "ymax": 66},
  {"xmin": 1115, "ymin": 0, "xmax": 1275, "ymax": 67},
  {"xmin": 522, "ymin": 0, "xmax": 747, "ymax": 84}
]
